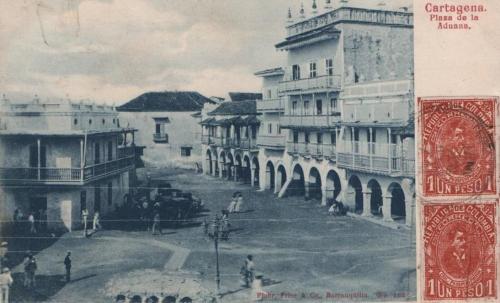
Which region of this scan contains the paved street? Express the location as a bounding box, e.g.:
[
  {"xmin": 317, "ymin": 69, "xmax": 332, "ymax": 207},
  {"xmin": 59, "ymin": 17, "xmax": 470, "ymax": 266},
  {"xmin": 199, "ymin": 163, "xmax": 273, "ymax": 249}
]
[{"xmin": 9, "ymin": 167, "xmax": 415, "ymax": 302}]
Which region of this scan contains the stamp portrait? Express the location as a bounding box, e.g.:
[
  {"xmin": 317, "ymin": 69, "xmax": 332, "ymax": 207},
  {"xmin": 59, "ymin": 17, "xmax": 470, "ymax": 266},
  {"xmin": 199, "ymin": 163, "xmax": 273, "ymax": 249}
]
[
  {"xmin": 422, "ymin": 203, "xmax": 497, "ymax": 300},
  {"xmin": 419, "ymin": 97, "xmax": 497, "ymax": 197}
]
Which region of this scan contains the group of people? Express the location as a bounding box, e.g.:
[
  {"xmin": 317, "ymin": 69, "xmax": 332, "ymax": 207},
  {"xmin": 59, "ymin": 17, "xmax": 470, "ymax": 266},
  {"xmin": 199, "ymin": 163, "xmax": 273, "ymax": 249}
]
[
  {"xmin": 81, "ymin": 209, "xmax": 102, "ymax": 237},
  {"xmin": 12, "ymin": 208, "xmax": 48, "ymax": 235},
  {"xmin": 227, "ymin": 192, "xmax": 244, "ymax": 213}
]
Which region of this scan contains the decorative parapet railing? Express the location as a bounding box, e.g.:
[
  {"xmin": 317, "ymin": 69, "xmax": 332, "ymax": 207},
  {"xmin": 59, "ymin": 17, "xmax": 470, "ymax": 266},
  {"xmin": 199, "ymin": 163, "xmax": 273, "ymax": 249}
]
[
  {"xmin": 279, "ymin": 75, "xmax": 341, "ymax": 94},
  {"xmin": 286, "ymin": 6, "xmax": 413, "ymax": 38},
  {"xmin": 286, "ymin": 142, "xmax": 337, "ymax": 160},
  {"xmin": 153, "ymin": 133, "xmax": 168, "ymax": 143},
  {"xmin": 202, "ymin": 136, "xmax": 257, "ymax": 150}
]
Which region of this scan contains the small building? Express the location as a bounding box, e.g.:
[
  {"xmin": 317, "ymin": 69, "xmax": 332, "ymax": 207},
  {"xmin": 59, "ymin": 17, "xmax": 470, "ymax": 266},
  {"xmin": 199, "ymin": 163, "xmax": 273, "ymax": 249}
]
[
  {"xmin": 0, "ymin": 97, "xmax": 137, "ymax": 232},
  {"xmin": 117, "ymin": 91, "xmax": 216, "ymax": 168}
]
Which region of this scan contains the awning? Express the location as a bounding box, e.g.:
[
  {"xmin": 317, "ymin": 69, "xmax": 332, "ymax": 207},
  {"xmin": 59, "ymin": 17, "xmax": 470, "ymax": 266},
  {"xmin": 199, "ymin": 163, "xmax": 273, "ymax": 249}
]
[{"xmin": 200, "ymin": 117, "xmax": 216, "ymax": 125}]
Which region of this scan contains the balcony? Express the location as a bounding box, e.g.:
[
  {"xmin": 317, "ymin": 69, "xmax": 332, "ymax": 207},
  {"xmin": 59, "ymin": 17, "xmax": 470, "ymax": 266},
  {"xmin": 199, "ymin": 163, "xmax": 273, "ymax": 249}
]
[
  {"xmin": 286, "ymin": 142, "xmax": 337, "ymax": 161},
  {"xmin": 202, "ymin": 136, "xmax": 258, "ymax": 150},
  {"xmin": 256, "ymin": 99, "xmax": 284, "ymax": 112},
  {"xmin": 279, "ymin": 75, "xmax": 341, "ymax": 94},
  {"xmin": 257, "ymin": 135, "xmax": 286, "ymax": 149},
  {"xmin": 280, "ymin": 114, "xmax": 341, "ymax": 129},
  {"xmin": 0, "ymin": 154, "xmax": 135, "ymax": 185},
  {"xmin": 337, "ymin": 141, "xmax": 415, "ymax": 177},
  {"xmin": 153, "ymin": 133, "xmax": 168, "ymax": 143}
]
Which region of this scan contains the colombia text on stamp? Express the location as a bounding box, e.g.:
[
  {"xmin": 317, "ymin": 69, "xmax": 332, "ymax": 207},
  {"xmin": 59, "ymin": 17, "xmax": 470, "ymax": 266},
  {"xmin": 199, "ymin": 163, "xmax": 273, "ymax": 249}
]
[{"xmin": 423, "ymin": 203, "xmax": 497, "ymax": 300}]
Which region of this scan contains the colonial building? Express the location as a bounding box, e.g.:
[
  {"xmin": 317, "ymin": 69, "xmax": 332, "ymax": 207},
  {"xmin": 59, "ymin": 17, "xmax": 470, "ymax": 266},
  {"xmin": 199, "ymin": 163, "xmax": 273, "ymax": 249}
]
[
  {"xmin": 0, "ymin": 97, "xmax": 137, "ymax": 231},
  {"xmin": 117, "ymin": 91, "xmax": 215, "ymax": 168},
  {"xmin": 205, "ymin": 0, "xmax": 416, "ymax": 226},
  {"xmin": 201, "ymin": 100, "xmax": 261, "ymax": 187}
]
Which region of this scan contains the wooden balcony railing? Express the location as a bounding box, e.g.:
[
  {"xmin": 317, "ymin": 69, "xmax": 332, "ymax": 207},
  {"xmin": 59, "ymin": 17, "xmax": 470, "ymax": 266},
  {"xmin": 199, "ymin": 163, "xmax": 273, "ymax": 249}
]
[
  {"xmin": 279, "ymin": 75, "xmax": 341, "ymax": 94},
  {"xmin": 153, "ymin": 133, "xmax": 168, "ymax": 143},
  {"xmin": 0, "ymin": 155, "xmax": 134, "ymax": 184},
  {"xmin": 280, "ymin": 113, "xmax": 341, "ymax": 129},
  {"xmin": 257, "ymin": 135, "xmax": 286, "ymax": 148}
]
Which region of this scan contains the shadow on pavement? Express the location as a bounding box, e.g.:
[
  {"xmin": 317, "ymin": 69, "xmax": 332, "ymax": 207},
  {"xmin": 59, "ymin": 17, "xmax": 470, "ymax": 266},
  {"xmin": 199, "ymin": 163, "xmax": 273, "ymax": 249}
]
[{"xmin": 10, "ymin": 272, "xmax": 66, "ymax": 302}]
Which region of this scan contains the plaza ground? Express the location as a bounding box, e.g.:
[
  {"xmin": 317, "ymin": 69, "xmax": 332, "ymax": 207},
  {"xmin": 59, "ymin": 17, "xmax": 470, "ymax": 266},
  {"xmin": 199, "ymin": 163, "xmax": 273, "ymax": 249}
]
[{"xmin": 8, "ymin": 167, "xmax": 416, "ymax": 302}]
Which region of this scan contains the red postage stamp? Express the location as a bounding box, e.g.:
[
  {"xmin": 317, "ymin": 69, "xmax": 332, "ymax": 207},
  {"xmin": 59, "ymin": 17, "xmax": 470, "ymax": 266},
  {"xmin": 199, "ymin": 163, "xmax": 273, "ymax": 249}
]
[
  {"xmin": 423, "ymin": 203, "xmax": 497, "ymax": 300},
  {"xmin": 419, "ymin": 97, "xmax": 497, "ymax": 197}
]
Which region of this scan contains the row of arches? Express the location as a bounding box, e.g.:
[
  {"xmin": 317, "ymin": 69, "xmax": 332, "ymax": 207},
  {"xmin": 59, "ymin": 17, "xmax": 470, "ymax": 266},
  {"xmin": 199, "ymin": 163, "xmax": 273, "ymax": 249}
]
[
  {"xmin": 205, "ymin": 149, "xmax": 259, "ymax": 187},
  {"xmin": 264, "ymin": 161, "xmax": 409, "ymax": 223}
]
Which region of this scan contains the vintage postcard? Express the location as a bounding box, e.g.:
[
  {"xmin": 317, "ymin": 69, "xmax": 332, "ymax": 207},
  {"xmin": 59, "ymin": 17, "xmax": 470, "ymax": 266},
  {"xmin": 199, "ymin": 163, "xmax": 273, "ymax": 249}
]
[{"xmin": 0, "ymin": 1, "xmax": 499, "ymax": 303}]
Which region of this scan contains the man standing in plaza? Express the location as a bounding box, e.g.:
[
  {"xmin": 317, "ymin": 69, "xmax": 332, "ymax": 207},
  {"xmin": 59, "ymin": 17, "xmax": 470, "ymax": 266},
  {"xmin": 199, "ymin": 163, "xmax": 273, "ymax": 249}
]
[
  {"xmin": 81, "ymin": 208, "xmax": 89, "ymax": 237},
  {"xmin": 64, "ymin": 251, "xmax": 72, "ymax": 283},
  {"xmin": 244, "ymin": 255, "xmax": 255, "ymax": 288}
]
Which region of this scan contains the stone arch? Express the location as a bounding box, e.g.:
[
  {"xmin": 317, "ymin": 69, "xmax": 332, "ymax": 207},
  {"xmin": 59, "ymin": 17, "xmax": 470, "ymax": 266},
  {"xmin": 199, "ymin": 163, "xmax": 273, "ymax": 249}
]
[
  {"xmin": 219, "ymin": 150, "xmax": 227, "ymax": 178},
  {"xmin": 367, "ymin": 179, "xmax": 383, "ymax": 216},
  {"xmin": 388, "ymin": 182, "xmax": 406, "ymax": 222},
  {"xmin": 265, "ymin": 161, "xmax": 275, "ymax": 190},
  {"xmin": 325, "ymin": 170, "xmax": 342, "ymax": 202},
  {"xmin": 179, "ymin": 297, "xmax": 193, "ymax": 303},
  {"xmin": 251, "ymin": 156, "xmax": 260, "ymax": 188},
  {"xmin": 206, "ymin": 149, "xmax": 213, "ymax": 175},
  {"xmin": 348, "ymin": 175, "xmax": 363, "ymax": 214},
  {"xmin": 130, "ymin": 295, "xmax": 142, "ymax": 303},
  {"xmin": 213, "ymin": 152, "xmax": 219, "ymax": 177},
  {"xmin": 308, "ymin": 166, "xmax": 322, "ymax": 201},
  {"xmin": 276, "ymin": 164, "xmax": 287, "ymax": 193},
  {"xmin": 162, "ymin": 296, "xmax": 176, "ymax": 303},
  {"xmin": 243, "ymin": 155, "xmax": 251, "ymax": 184},
  {"xmin": 289, "ymin": 163, "xmax": 306, "ymax": 197},
  {"xmin": 146, "ymin": 295, "xmax": 159, "ymax": 303}
]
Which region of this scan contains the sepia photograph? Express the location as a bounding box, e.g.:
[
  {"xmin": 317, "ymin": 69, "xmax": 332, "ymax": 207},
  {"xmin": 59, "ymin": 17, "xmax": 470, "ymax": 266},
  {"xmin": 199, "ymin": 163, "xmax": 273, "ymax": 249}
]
[{"xmin": 1, "ymin": 0, "xmax": 420, "ymax": 302}]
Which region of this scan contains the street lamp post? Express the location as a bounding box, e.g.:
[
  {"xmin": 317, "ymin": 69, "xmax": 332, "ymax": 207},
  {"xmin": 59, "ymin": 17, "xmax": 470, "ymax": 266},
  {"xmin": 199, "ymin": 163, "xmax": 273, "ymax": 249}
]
[{"xmin": 212, "ymin": 216, "xmax": 221, "ymax": 293}]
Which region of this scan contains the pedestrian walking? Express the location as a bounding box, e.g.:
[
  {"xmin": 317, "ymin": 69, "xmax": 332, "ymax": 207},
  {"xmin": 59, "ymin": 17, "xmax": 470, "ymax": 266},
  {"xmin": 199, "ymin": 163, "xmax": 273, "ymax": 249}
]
[
  {"xmin": 28, "ymin": 213, "xmax": 36, "ymax": 234},
  {"xmin": 92, "ymin": 211, "xmax": 101, "ymax": 231},
  {"xmin": 0, "ymin": 267, "xmax": 13, "ymax": 302},
  {"xmin": 244, "ymin": 255, "xmax": 255, "ymax": 288},
  {"xmin": 227, "ymin": 193, "xmax": 237, "ymax": 213},
  {"xmin": 81, "ymin": 208, "xmax": 89, "ymax": 237},
  {"xmin": 221, "ymin": 210, "xmax": 230, "ymax": 240},
  {"xmin": 64, "ymin": 251, "xmax": 71, "ymax": 282},
  {"xmin": 235, "ymin": 193, "xmax": 244, "ymax": 213},
  {"xmin": 24, "ymin": 254, "xmax": 37, "ymax": 288},
  {"xmin": 152, "ymin": 212, "xmax": 161, "ymax": 235}
]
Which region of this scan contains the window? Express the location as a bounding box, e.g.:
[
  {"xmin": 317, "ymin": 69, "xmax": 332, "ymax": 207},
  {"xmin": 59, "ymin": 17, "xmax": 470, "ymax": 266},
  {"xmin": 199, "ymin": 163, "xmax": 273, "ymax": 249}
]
[
  {"xmin": 112, "ymin": 118, "xmax": 116, "ymax": 124},
  {"xmin": 117, "ymin": 119, "xmax": 120, "ymax": 127},
  {"xmin": 305, "ymin": 132, "xmax": 310, "ymax": 144},
  {"xmin": 181, "ymin": 147, "xmax": 192, "ymax": 157},
  {"xmin": 251, "ymin": 125, "xmax": 257, "ymax": 139},
  {"xmin": 292, "ymin": 64, "xmax": 301, "ymax": 80},
  {"xmin": 326, "ymin": 58, "xmax": 334, "ymax": 76},
  {"xmin": 267, "ymin": 89, "xmax": 272, "ymax": 99},
  {"xmin": 316, "ymin": 99, "xmax": 323, "ymax": 115},
  {"xmin": 155, "ymin": 123, "xmax": 162, "ymax": 134},
  {"xmin": 94, "ymin": 186, "xmax": 101, "ymax": 212},
  {"xmin": 293, "ymin": 131, "xmax": 299, "ymax": 143},
  {"xmin": 107, "ymin": 141, "xmax": 113, "ymax": 161},
  {"xmin": 107, "ymin": 183, "xmax": 112, "ymax": 206},
  {"xmin": 331, "ymin": 132, "xmax": 337, "ymax": 145},
  {"xmin": 304, "ymin": 100, "xmax": 310, "ymax": 115},
  {"xmin": 309, "ymin": 62, "xmax": 317, "ymax": 78},
  {"xmin": 74, "ymin": 118, "xmax": 78, "ymax": 125},
  {"xmin": 277, "ymin": 124, "xmax": 281, "ymax": 135},
  {"xmin": 268, "ymin": 123, "xmax": 272, "ymax": 134},
  {"xmin": 102, "ymin": 119, "xmax": 105, "ymax": 125},
  {"xmin": 89, "ymin": 119, "xmax": 92, "ymax": 125},
  {"xmin": 317, "ymin": 133, "xmax": 323, "ymax": 144},
  {"xmin": 292, "ymin": 101, "xmax": 298, "ymax": 115},
  {"xmin": 330, "ymin": 98, "xmax": 338, "ymax": 112}
]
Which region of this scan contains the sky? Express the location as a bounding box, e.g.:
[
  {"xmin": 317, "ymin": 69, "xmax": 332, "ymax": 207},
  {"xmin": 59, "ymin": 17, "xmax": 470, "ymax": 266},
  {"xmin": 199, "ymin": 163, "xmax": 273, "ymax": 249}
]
[{"xmin": 0, "ymin": 0, "xmax": 411, "ymax": 105}]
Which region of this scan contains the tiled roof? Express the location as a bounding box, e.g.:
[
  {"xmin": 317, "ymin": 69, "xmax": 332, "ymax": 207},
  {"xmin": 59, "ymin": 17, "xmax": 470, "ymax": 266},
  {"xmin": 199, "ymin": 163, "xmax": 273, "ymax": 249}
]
[
  {"xmin": 116, "ymin": 91, "xmax": 215, "ymax": 112},
  {"xmin": 228, "ymin": 92, "xmax": 262, "ymax": 102},
  {"xmin": 208, "ymin": 100, "xmax": 257, "ymax": 116}
]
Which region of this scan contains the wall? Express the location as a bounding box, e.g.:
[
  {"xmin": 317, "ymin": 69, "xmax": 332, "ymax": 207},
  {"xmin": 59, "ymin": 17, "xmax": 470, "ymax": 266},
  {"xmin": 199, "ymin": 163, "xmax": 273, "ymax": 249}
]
[
  {"xmin": 119, "ymin": 111, "xmax": 201, "ymax": 168},
  {"xmin": 340, "ymin": 23, "xmax": 413, "ymax": 84}
]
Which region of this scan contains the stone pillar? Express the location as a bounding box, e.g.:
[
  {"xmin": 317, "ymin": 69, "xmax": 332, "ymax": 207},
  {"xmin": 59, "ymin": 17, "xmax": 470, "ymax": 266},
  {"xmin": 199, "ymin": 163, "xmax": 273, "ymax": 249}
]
[
  {"xmin": 304, "ymin": 181, "xmax": 310, "ymax": 200},
  {"xmin": 406, "ymin": 195, "xmax": 415, "ymax": 227},
  {"xmin": 219, "ymin": 162, "xmax": 224, "ymax": 178},
  {"xmin": 211, "ymin": 160, "xmax": 217, "ymax": 176},
  {"xmin": 383, "ymin": 195, "xmax": 393, "ymax": 222},
  {"xmin": 231, "ymin": 166, "xmax": 236, "ymax": 181},
  {"xmin": 321, "ymin": 185, "xmax": 327, "ymax": 206},
  {"xmin": 362, "ymin": 191, "xmax": 372, "ymax": 216},
  {"xmin": 250, "ymin": 168, "xmax": 256, "ymax": 187},
  {"xmin": 274, "ymin": 172, "xmax": 281, "ymax": 194},
  {"xmin": 226, "ymin": 164, "xmax": 231, "ymax": 180},
  {"xmin": 233, "ymin": 166, "xmax": 238, "ymax": 181}
]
